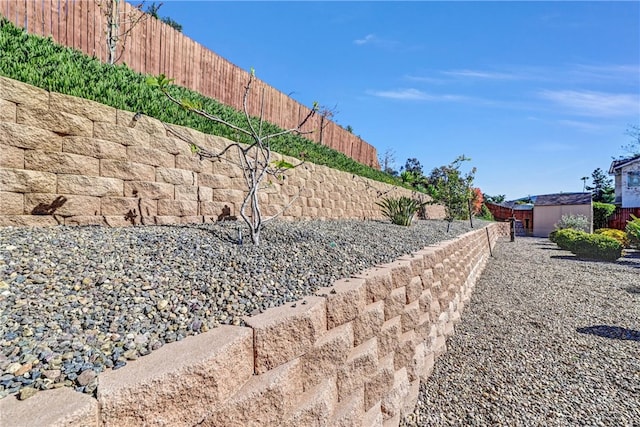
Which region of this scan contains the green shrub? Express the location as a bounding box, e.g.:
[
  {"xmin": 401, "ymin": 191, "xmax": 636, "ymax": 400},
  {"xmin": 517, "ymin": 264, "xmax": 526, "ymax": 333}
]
[
  {"xmin": 554, "ymin": 214, "xmax": 590, "ymax": 232},
  {"xmin": 594, "ymin": 228, "xmax": 629, "ymax": 248},
  {"xmin": 571, "ymin": 233, "xmax": 622, "ymax": 261},
  {"xmin": 626, "ymin": 214, "xmax": 640, "ymax": 248},
  {"xmin": 554, "ymin": 228, "xmax": 582, "ymax": 251},
  {"xmin": 376, "ymin": 197, "xmax": 427, "ymax": 226},
  {"xmin": 592, "ymin": 202, "xmax": 616, "ymax": 230},
  {"xmin": 0, "ymin": 17, "xmax": 406, "ymax": 189},
  {"xmin": 478, "ymin": 204, "xmax": 494, "ymax": 221}
]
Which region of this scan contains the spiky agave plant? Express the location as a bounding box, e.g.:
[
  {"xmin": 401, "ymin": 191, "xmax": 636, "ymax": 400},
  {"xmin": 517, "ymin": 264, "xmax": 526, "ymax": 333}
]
[{"xmin": 376, "ymin": 196, "xmax": 427, "ymax": 226}]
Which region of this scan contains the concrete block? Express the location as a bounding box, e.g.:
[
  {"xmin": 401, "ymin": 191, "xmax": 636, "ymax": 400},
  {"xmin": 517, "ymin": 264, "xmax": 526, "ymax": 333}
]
[
  {"xmin": 213, "ymin": 188, "xmax": 246, "ymax": 204},
  {"xmin": 378, "ymin": 316, "xmax": 401, "ymax": 358},
  {"xmin": 353, "ymin": 301, "xmax": 384, "ymax": 346},
  {"xmin": 116, "ymin": 110, "xmax": 165, "ymax": 137},
  {"xmin": 175, "ymin": 153, "xmax": 211, "ymax": 173},
  {"xmin": 57, "ymin": 175, "xmax": 123, "ymax": 197},
  {"xmin": 405, "ymin": 276, "xmax": 423, "ymax": 304},
  {"xmin": 401, "ymin": 300, "xmax": 421, "ymax": 333},
  {"xmin": 50, "ymin": 91, "xmax": 117, "ymax": 123},
  {"xmin": 101, "ymin": 159, "xmax": 155, "ymax": 182},
  {"xmin": 0, "ymin": 122, "xmax": 62, "ymax": 151},
  {"xmin": 123, "ymin": 181, "xmax": 173, "ymax": 200},
  {"xmin": 282, "ymin": 379, "xmax": 338, "ymax": 427},
  {"xmin": 0, "ymin": 387, "xmax": 98, "ymax": 427},
  {"xmin": 0, "ymin": 168, "xmax": 57, "ymax": 193},
  {"xmin": 384, "ymin": 287, "xmax": 406, "ymax": 321},
  {"xmin": 93, "ymin": 122, "xmax": 150, "ymax": 147},
  {"xmin": 0, "ymin": 98, "xmax": 16, "ymax": 122},
  {"xmin": 25, "ymin": 151, "xmax": 99, "ymax": 176},
  {"xmin": 0, "ymin": 76, "xmax": 49, "ymax": 107},
  {"xmin": 126, "ymin": 146, "xmax": 174, "ymax": 168},
  {"xmin": 17, "ymin": 107, "xmax": 92, "ymax": 136},
  {"xmin": 98, "ymin": 326, "xmax": 253, "ymax": 427},
  {"xmin": 198, "ymin": 173, "xmax": 232, "ymax": 189},
  {"xmin": 337, "ymin": 338, "xmax": 378, "ymax": 401},
  {"xmin": 364, "ymin": 353, "xmax": 394, "ymax": 411},
  {"xmin": 395, "ymin": 330, "xmax": 418, "ymax": 372},
  {"xmin": 25, "ymin": 193, "xmax": 101, "ymax": 217},
  {"xmin": 244, "ymin": 296, "xmax": 327, "ymax": 374},
  {"xmin": 0, "ymin": 215, "xmax": 59, "ymax": 227},
  {"xmin": 62, "ymin": 136, "xmax": 127, "ymax": 160},
  {"xmin": 0, "ymin": 192, "xmax": 23, "ymax": 215},
  {"xmin": 0, "ymin": 144, "xmax": 24, "ymax": 168},
  {"xmin": 174, "ymin": 184, "xmax": 199, "ymax": 201},
  {"xmin": 363, "ymin": 401, "xmax": 383, "ymax": 427},
  {"xmin": 329, "ymin": 387, "xmax": 364, "ymax": 427},
  {"xmin": 157, "ymin": 199, "xmax": 198, "ymax": 216},
  {"xmin": 155, "ymin": 167, "xmax": 195, "ymax": 185},
  {"xmin": 316, "ymin": 277, "xmax": 367, "ymax": 329},
  {"xmin": 356, "ymin": 267, "xmax": 393, "ymax": 303},
  {"xmin": 301, "ymin": 321, "xmax": 353, "ymax": 391},
  {"xmin": 381, "ymin": 368, "xmax": 409, "ymax": 420}
]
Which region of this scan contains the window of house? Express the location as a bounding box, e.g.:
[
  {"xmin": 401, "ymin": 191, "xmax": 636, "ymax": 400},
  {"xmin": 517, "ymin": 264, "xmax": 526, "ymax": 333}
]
[{"xmin": 628, "ymin": 171, "xmax": 640, "ymax": 187}]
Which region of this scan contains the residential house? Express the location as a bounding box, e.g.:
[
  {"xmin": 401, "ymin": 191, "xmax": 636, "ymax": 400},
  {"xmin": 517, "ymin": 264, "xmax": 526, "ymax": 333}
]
[{"xmin": 609, "ymin": 155, "xmax": 640, "ymax": 208}]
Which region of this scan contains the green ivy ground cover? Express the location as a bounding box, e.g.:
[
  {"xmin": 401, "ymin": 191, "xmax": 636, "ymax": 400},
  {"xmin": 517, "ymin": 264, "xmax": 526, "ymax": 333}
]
[{"xmin": 0, "ymin": 17, "xmax": 404, "ymax": 187}]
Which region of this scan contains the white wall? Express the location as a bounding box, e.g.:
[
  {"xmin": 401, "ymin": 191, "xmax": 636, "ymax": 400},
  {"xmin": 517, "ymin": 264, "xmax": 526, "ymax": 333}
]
[
  {"xmin": 533, "ymin": 204, "xmax": 593, "ymax": 237},
  {"xmin": 621, "ymin": 162, "xmax": 640, "ymax": 208}
]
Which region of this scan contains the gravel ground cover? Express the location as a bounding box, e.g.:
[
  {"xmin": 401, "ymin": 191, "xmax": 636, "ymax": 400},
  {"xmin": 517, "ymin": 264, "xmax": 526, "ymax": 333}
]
[
  {"xmin": 0, "ymin": 218, "xmax": 485, "ymax": 400},
  {"xmin": 403, "ymin": 237, "xmax": 640, "ymax": 427}
]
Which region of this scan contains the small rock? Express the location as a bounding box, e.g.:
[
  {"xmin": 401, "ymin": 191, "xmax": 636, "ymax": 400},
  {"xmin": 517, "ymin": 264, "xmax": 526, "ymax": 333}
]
[{"xmin": 18, "ymin": 387, "xmax": 38, "ymax": 400}]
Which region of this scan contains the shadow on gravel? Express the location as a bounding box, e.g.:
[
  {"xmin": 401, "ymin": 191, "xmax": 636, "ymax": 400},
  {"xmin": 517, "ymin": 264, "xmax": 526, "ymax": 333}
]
[
  {"xmin": 577, "ymin": 325, "xmax": 640, "ymax": 342},
  {"xmin": 550, "ymin": 254, "xmax": 640, "ymax": 268}
]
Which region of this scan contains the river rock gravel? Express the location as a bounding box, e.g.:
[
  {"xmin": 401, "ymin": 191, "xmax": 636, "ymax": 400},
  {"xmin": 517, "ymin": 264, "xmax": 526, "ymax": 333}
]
[
  {"xmin": 402, "ymin": 237, "xmax": 640, "ymax": 427},
  {"xmin": 0, "ymin": 218, "xmax": 484, "ymax": 399}
]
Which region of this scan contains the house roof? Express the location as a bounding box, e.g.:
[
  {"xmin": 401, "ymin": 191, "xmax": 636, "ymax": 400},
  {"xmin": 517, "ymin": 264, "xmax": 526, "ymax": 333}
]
[
  {"xmin": 534, "ymin": 192, "xmax": 592, "ymax": 206},
  {"xmin": 609, "ymin": 155, "xmax": 640, "ymax": 174}
]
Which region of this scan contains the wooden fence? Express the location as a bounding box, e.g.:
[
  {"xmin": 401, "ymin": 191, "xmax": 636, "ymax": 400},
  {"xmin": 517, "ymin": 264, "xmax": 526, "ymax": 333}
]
[
  {"xmin": 607, "ymin": 207, "xmax": 640, "ymax": 231},
  {"xmin": 485, "ymin": 202, "xmax": 534, "ymax": 234},
  {"xmin": 0, "ymin": 0, "xmax": 379, "ymax": 167}
]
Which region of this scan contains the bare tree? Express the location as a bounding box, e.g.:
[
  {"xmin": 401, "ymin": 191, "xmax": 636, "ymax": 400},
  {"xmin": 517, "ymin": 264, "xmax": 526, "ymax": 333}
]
[
  {"xmin": 317, "ymin": 104, "xmax": 338, "ymax": 146},
  {"xmin": 99, "ymin": 0, "xmax": 151, "ymax": 65},
  {"xmin": 149, "ymin": 71, "xmax": 318, "ymax": 245},
  {"xmin": 378, "ymin": 148, "xmax": 397, "ymax": 175}
]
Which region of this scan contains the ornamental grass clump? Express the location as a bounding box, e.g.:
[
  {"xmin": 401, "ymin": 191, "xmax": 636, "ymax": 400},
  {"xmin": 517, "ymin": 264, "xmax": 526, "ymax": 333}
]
[{"xmin": 377, "ymin": 197, "xmax": 427, "ymax": 226}]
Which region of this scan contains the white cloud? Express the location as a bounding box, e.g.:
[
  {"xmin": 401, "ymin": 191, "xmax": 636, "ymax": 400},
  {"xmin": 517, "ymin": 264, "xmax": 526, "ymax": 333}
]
[
  {"xmin": 441, "ymin": 69, "xmax": 518, "ymax": 80},
  {"xmin": 538, "ymin": 89, "xmax": 639, "ymax": 117},
  {"xmin": 354, "ymin": 34, "xmax": 376, "ymax": 45},
  {"xmin": 367, "ymin": 88, "xmax": 466, "ymax": 102}
]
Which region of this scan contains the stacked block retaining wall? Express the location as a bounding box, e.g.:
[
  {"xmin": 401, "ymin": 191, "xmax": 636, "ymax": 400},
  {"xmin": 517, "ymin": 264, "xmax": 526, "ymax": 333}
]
[
  {"xmin": 0, "ymin": 76, "xmax": 444, "ymax": 226},
  {"xmin": 0, "ymin": 223, "xmax": 509, "ymax": 426}
]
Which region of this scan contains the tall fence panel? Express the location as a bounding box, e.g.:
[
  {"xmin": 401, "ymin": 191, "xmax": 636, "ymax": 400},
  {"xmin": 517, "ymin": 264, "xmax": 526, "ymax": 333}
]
[
  {"xmin": 607, "ymin": 207, "xmax": 640, "ymax": 230},
  {"xmin": 0, "ymin": 0, "xmax": 379, "ymax": 167}
]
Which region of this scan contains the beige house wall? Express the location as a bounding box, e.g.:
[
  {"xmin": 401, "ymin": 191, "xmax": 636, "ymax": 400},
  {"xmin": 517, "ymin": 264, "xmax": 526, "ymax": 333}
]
[
  {"xmin": 0, "ymin": 222, "xmax": 510, "ymax": 427},
  {"xmin": 0, "ymin": 76, "xmax": 445, "ymax": 226},
  {"xmin": 533, "ymin": 203, "xmax": 593, "ymax": 237}
]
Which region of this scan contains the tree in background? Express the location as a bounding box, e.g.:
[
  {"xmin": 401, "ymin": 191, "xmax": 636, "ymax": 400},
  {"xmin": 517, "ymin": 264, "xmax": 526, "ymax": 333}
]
[
  {"xmin": 586, "ymin": 168, "xmax": 614, "ymax": 203},
  {"xmin": 471, "ymin": 188, "xmax": 483, "ymax": 215},
  {"xmin": 317, "ymin": 104, "xmax": 338, "ymax": 146},
  {"xmin": 483, "ymin": 193, "xmax": 506, "ymax": 204},
  {"xmin": 149, "ymin": 71, "xmax": 318, "ymax": 245},
  {"xmin": 145, "ymin": 2, "xmax": 183, "ymax": 32},
  {"xmin": 425, "ymin": 155, "xmax": 476, "ymax": 231},
  {"xmin": 378, "ymin": 148, "xmax": 398, "ymax": 176},
  {"xmin": 622, "ymin": 124, "xmax": 640, "ymax": 156}
]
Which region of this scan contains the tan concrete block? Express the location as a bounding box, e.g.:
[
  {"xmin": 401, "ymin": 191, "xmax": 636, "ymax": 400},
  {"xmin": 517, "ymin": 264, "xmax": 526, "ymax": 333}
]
[
  {"xmin": 302, "ymin": 206, "xmax": 318, "ymax": 218},
  {"xmin": 65, "ymin": 216, "xmax": 108, "ymax": 226},
  {"xmin": 93, "ymin": 122, "xmax": 150, "ymax": 146},
  {"xmin": 50, "ymin": 91, "xmax": 117, "ymax": 123},
  {"xmin": 316, "ymin": 277, "xmax": 367, "ymax": 329},
  {"xmin": 155, "ymin": 167, "xmax": 195, "ymax": 185},
  {"xmin": 62, "ymin": 136, "xmax": 127, "ymax": 160},
  {"xmin": 212, "ymin": 159, "xmax": 243, "ymax": 178},
  {"xmin": 386, "ymin": 260, "xmax": 413, "ymax": 289},
  {"xmin": 157, "ymin": 199, "xmax": 198, "ymax": 216},
  {"xmin": 57, "ymin": 174, "xmax": 123, "ymax": 197},
  {"xmin": 0, "ymin": 168, "xmax": 56, "ymax": 193},
  {"xmin": 384, "ymin": 287, "xmax": 406, "ymax": 321},
  {"xmin": 0, "ymin": 387, "xmax": 98, "ymax": 427},
  {"xmin": 202, "ymin": 133, "xmax": 231, "ymax": 153},
  {"xmin": 409, "ymin": 341, "xmax": 431, "ymax": 382},
  {"xmin": 175, "ymin": 215, "xmax": 203, "ymax": 224},
  {"xmin": 403, "ymin": 379, "xmax": 421, "ymax": 417},
  {"xmin": 401, "ymin": 300, "xmax": 421, "ymax": 333},
  {"xmin": 146, "ymin": 134, "xmax": 192, "ymax": 156},
  {"xmin": 213, "ymin": 188, "xmax": 246, "ymax": 204},
  {"xmin": 0, "ymin": 215, "xmax": 58, "ymax": 227},
  {"xmin": 98, "ymin": 326, "xmax": 253, "ymax": 427},
  {"xmin": 24, "ymin": 151, "xmax": 98, "ymax": 176},
  {"xmin": 378, "ymin": 316, "xmax": 401, "ymax": 358},
  {"xmin": 102, "ymin": 216, "xmax": 134, "ymax": 227},
  {"xmin": 17, "ymin": 107, "xmax": 92, "ymax": 136},
  {"xmin": 0, "ymin": 144, "xmax": 24, "ymax": 168},
  {"xmin": 24, "ymin": 193, "xmax": 100, "ymax": 216},
  {"xmin": 282, "ymin": 379, "xmax": 338, "ymax": 427},
  {"xmin": 415, "ymin": 312, "xmax": 432, "ymax": 342},
  {"xmin": 198, "ymin": 186, "xmax": 213, "ymax": 202},
  {"xmin": 0, "ymin": 192, "xmax": 23, "ymax": 215},
  {"xmin": 301, "ymin": 322, "xmax": 353, "ymax": 391},
  {"xmin": 175, "ymin": 184, "xmax": 199, "ymax": 201},
  {"xmin": 307, "ymin": 197, "xmax": 322, "ymax": 208},
  {"xmin": 356, "ymin": 267, "xmax": 393, "ymax": 303},
  {"xmin": 116, "ymin": 110, "xmax": 165, "ymax": 136},
  {"xmin": 330, "ymin": 387, "xmax": 365, "ymax": 427},
  {"xmin": 164, "ymin": 123, "xmax": 206, "ymax": 146},
  {"xmin": 208, "ymin": 358, "xmax": 303, "ymax": 427},
  {"xmin": 405, "ymin": 276, "xmax": 423, "ymax": 304},
  {"xmin": 200, "ymin": 201, "xmax": 236, "ymax": 218},
  {"xmin": 175, "ymin": 153, "xmax": 211, "ymax": 173},
  {"xmin": 245, "ymin": 296, "xmax": 327, "ymax": 374},
  {"xmin": 353, "ymin": 301, "xmax": 384, "ymax": 347},
  {"xmin": 337, "ymin": 337, "xmax": 379, "ymax": 401},
  {"xmin": 127, "ymin": 145, "xmax": 174, "ymax": 168},
  {"xmin": 101, "ymin": 197, "xmax": 157, "ymax": 218},
  {"xmin": 123, "ymin": 181, "xmax": 173, "ymax": 200},
  {"xmin": 0, "ymin": 98, "xmax": 16, "ymax": 122},
  {"xmin": 148, "ymin": 216, "xmax": 181, "ymax": 225},
  {"xmin": 101, "ymin": 159, "xmax": 155, "ymax": 182},
  {"xmin": 364, "ymin": 353, "xmax": 394, "ymax": 411},
  {"xmin": 0, "ymin": 122, "xmax": 63, "ymax": 151},
  {"xmin": 382, "ymin": 413, "xmax": 401, "ymax": 427},
  {"xmin": 395, "ymin": 330, "xmax": 419, "ymax": 373},
  {"xmin": 381, "ymin": 367, "xmax": 409, "ymax": 420},
  {"xmin": 0, "ymin": 76, "xmax": 49, "ymax": 107},
  {"xmin": 418, "ymin": 288, "xmax": 434, "ymax": 313},
  {"xmin": 198, "ymin": 172, "xmax": 232, "ymax": 189},
  {"xmin": 363, "ymin": 401, "xmax": 384, "ymax": 427}
]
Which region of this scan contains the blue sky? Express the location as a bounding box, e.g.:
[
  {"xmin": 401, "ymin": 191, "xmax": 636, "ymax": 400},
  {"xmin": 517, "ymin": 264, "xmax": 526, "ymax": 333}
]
[{"xmin": 158, "ymin": 1, "xmax": 639, "ymax": 200}]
